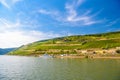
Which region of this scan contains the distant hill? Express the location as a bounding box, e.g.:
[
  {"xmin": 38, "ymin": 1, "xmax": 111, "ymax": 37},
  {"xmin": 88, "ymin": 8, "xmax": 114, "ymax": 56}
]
[
  {"xmin": 0, "ymin": 48, "xmax": 16, "ymax": 55},
  {"xmin": 9, "ymin": 31, "xmax": 120, "ymax": 56}
]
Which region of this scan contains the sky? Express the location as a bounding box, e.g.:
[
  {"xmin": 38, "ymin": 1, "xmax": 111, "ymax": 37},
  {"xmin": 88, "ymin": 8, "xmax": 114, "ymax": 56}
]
[{"xmin": 0, "ymin": 0, "xmax": 120, "ymax": 48}]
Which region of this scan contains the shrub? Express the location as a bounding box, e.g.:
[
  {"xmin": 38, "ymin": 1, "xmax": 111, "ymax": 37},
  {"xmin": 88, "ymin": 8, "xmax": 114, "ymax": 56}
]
[
  {"xmin": 85, "ymin": 55, "xmax": 89, "ymax": 58},
  {"xmin": 116, "ymin": 49, "xmax": 120, "ymax": 54}
]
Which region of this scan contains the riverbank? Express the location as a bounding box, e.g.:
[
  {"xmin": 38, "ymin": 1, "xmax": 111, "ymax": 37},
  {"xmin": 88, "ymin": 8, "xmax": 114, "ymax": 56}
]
[
  {"xmin": 38, "ymin": 54, "xmax": 120, "ymax": 59},
  {"xmin": 6, "ymin": 54, "xmax": 120, "ymax": 59},
  {"xmin": 54, "ymin": 55, "xmax": 120, "ymax": 59}
]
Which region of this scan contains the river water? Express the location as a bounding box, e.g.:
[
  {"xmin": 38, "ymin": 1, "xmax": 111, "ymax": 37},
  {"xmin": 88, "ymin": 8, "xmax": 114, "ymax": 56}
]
[{"xmin": 0, "ymin": 55, "xmax": 120, "ymax": 80}]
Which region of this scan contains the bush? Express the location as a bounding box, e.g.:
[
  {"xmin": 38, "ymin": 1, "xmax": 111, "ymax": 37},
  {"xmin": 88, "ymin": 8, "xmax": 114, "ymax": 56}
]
[
  {"xmin": 116, "ymin": 49, "xmax": 120, "ymax": 54},
  {"xmin": 85, "ymin": 55, "xmax": 89, "ymax": 58}
]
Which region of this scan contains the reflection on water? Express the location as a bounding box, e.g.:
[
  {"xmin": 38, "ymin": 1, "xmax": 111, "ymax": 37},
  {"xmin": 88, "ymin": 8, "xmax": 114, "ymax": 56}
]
[{"xmin": 0, "ymin": 55, "xmax": 120, "ymax": 80}]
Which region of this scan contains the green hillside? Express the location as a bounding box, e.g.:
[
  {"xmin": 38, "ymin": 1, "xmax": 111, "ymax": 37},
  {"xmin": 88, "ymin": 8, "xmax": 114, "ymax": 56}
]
[{"xmin": 9, "ymin": 31, "xmax": 120, "ymax": 56}]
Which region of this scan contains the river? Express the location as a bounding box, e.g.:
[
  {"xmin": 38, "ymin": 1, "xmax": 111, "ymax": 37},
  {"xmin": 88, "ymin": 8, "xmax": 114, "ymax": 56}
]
[{"xmin": 0, "ymin": 55, "xmax": 120, "ymax": 80}]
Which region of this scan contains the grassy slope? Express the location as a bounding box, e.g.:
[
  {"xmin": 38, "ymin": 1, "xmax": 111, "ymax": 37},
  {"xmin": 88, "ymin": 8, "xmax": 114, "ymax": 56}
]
[{"xmin": 9, "ymin": 31, "xmax": 120, "ymax": 56}]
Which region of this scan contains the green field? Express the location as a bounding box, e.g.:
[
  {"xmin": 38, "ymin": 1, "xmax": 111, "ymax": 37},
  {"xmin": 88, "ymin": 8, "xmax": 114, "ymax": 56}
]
[{"xmin": 9, "ymin": 31, "xmax": 120, "ymax": 56}]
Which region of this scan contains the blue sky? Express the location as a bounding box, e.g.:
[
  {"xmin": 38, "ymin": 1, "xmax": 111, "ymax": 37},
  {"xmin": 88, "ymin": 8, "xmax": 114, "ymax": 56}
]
[{"xmin": 0, "ymin": 0, "xmax": 120, "ymax": 48}]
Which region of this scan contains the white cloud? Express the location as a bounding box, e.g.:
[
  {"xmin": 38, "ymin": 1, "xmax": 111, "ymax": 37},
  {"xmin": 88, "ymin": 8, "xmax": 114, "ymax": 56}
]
[
  {"xmin": 106, "ymin": 19, "xmax": 120, "ymax": 27},
  {"xmin": 0, "ymin": 18, "xmax": 21, "ymax": 29},
  {"xmin": 0, "ymin": 0, "xmax": 22, "ymax": 9},
  {"xmin": 38, "ymin": 0, "xmax": 102, "ymax": 26},
  {"xmin": 39, "ymin": 9, "xmax": 54, "ymax": 15},
  {"xmin": 64, "ymin": 0, "xmax": 102, "ymax": 26},
  {"xmin": 0, "ymin": 17, "xmax": 41, "ymax": 32},
  {"xmin": 77, "ymin": 0, "xmax": 84, "ymax": 6},
  {"xmin": 0, "ymin": 0, "xmax": 10, "ymax": 8},
  {"xmin": 0, "ymin": 18, "xmax": 62, "ymax": 48},
  {"xmin": 65, "ymin": 2, "xmax": 77, "ymax": 22},
  {"xmin": 0, "ymin": 31, "xmax": 33, "ymax": 48},
  {"xmin": 38, "ymin": 9, "xmax": 60, "ymax": 18},
  {"xmin": 0, "ymin": 30, "xmax": 61, "ymax": 48}
]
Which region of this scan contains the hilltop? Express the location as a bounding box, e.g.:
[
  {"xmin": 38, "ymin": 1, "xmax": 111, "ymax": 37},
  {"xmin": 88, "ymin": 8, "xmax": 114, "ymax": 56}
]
[{"xmin": 9, "ymin": 31, "xmax": 120, "ymax": 57}]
